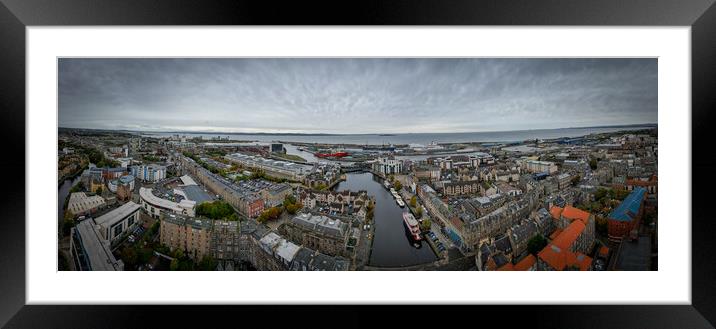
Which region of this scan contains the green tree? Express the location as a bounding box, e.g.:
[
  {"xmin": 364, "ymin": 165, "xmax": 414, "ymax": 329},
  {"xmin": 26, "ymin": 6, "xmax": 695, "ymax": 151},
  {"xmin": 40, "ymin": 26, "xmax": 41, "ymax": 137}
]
[
  {"xmin": 596, "ymin": 216, "xmax": 608, "ymax": 237},
  {"xmin": 415, "ymin": 207, "xmax": 423, "ymax": 219},
  {"xmin": 570, "ymin": 175, "xmax": 581, "ymax": 186},
  {"xmin": 589, "ymin": 158, "xmax": 598, "ymax": 170},
  {"xmin": 137, "ymin": 247, "xmax": 152, "ymax": 264},
  {"xmin": 198, "ymin": 255, "xmax": 218, "ymax": 271},
  {"xmin": 394, "ymin": 180, "xmax": 402, "ymax": 190},
  {"xmin": 420, "ymin": 218, "xmax": 431, "ymax": 231},
  {"xmin": 594, "ymin": 188, "xmax": 609, "ymax": 201},
  {"xmin": 69, "ymin": 181, "xmax": 85, "ymax": 193},
  {"xmin": 283, "ymin": 194, "xmax": 297, "ymax": 207},
  {"xmin": 615, "ymin": 189, "xmax": 630, "ymax": 201},
  {"xmin": 285, "ymin": 203, "xmax": 302, "ymax": 215},
  {"xmin": 196, "ymin": 200, "xmax": 236, "ymax": 220},
  {"xmin": 410, "ymin": 196, "xmax": 417, "ymax": 208},
  {"xmin": 257, "ymin": 206, "xmax": 283, "ymax": 223},
  {"xmin": 121, "ymin": 247, "xmax": 138, "ymax": 268},
  {"xmin": 170, "ymin": 258, "xmax": 179, "ymax": 271},
  {"xmin": 527, "ymin": 234, "xmax": 548, "ymax": 255},
  {"xmin": 62, "ymin": 211, "xmax": 76, "ymax": 236}
]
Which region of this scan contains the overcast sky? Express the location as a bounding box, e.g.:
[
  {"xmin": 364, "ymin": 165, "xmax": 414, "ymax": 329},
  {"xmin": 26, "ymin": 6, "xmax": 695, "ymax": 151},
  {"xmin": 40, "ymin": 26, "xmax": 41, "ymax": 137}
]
[{"xmin": 58, "ymin": 58, "xmax": 657, "ymax": 134}]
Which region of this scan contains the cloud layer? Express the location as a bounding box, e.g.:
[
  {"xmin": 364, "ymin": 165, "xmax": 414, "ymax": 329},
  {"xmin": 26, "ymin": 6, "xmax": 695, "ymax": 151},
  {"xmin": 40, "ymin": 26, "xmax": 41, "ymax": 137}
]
[{"xmin": 59, "ymin": 58, "xmax": 657, "ymax": 134}]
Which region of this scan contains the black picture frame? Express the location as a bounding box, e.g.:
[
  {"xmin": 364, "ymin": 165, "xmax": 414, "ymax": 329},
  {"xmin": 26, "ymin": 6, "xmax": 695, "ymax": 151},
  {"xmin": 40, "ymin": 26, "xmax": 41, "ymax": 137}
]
[{"xmin": 1, "ymin": 1, "xmax": 714, "ymax": 328}]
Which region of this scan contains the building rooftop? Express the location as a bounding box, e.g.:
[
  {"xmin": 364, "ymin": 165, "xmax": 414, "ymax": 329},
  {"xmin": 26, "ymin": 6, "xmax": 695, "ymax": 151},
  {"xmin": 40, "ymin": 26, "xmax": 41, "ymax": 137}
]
[
  {"xmin": 290, "ymin": 213, "xmax": 347, "ymax": 238},
  {"xmin": 551, "ymin": 220, "xmax": 586, "ymax": 250},
  {"xmin": 140, "ymin": 187, "xmax": 196, "ymax": 213},
  {"xmin": 514, "ymin": 254, "xmax": 536, "ymax": 271},
  {"xmin": 609, "ymin": 187, "xmax": 647, "ymax": 222},
  {"xmin": 182, "ymin": 185, "xmax": 213, "ymax": 204},
  {"xmin": 275, "ymin": 239, "xmax": 301, "ymax": 263},
  {"xmin": 93, "ymin": 201, "xmax": 141, "ymax": 228},
  {"xmin": 179, "ymin": 174, "xmax": 197, "ymax": 186},
  {"xmin": 74, "ymin": 220, "xmax": 123, "ymax": 271}
]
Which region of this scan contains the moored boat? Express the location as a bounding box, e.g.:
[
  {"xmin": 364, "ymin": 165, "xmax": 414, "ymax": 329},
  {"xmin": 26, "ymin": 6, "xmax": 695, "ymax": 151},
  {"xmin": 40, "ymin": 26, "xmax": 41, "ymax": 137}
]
[{"xmin": 402, "ymin": 212, "xmax": 422, "ymax": 241}]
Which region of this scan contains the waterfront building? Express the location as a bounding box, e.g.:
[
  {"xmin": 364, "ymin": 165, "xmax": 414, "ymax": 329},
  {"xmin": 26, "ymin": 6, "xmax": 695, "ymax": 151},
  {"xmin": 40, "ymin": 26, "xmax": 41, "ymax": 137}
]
[
  {"xmin": 372, "ymin": 156, "xmax": 403, "ymax": 176},
  {"xmin": 279, "ymin": 213, "xmax": 352, "ymax": 257},
  {"xmin": 298, "ymin": 188, "xmax": 371, "ymax": 220},
  {"xmin": 270, "ymin": 143, "xmax": 285, "ymax": 153}
]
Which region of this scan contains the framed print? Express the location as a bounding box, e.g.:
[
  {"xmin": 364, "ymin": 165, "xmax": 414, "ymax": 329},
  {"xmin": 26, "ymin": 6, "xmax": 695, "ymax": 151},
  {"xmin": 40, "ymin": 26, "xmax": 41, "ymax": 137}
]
[{"xmin": 1, "ymin": 0, "xmax": 715, "ymax": 328}]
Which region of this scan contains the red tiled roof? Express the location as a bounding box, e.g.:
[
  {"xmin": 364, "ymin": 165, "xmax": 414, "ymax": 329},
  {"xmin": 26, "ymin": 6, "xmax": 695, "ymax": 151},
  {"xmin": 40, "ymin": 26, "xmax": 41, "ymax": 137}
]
[
  {"xmin": 549, "ymin": 206, "xmax": 563, "ymax": 220},
  {"xmin": 549, "ymin": 228, "xmax": 563, "ymax": 241},
  {"xmin": 599, "ymin": 246, "xmax": 610, "ymax": 257},
  {"xmin": 561, "ymin": 206, "xmax": 591, "ymax": 225},
  {"xmin": 538, "ymin": 244, "xmax": 592, "ymax": 271},
  {"xmin": 574, "ymin": 252, "xmax": 593, "ymax": 271},
  {"xmin": 538, "ymin": 244, "xmax": 573, "ymax": 270},
  {"xmin": 514, "ymin": 254, "xmax": 536, "ymax": 271},
  {"xmin": 538, "ymin": 220, "xmax": 590, "ymax": 271},
  {"xmin": 551, "ymin": 220, "xmax": 585, "ymax": 250},
  {"xmin": 497, "ymin": 263, "xmax": 514, "ymax": 271}
]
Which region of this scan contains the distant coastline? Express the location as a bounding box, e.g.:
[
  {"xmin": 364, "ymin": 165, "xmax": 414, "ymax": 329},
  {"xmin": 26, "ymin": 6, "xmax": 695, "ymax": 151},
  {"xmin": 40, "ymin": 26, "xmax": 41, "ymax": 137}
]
[
  {"xmin": 59, "ymin": 123, "xmax": 656, "ymax": 146},
  {"xmin": 59, "ymin": 123, "xmax": 657, "ymax": 137}
]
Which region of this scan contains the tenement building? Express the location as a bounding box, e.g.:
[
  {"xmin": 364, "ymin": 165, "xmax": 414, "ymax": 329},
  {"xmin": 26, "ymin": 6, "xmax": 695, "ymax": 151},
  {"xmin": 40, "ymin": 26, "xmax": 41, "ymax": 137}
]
[
  {"xmin": 279, "ymin": 213, "xmax": 353, "ymax": 257},
  {"xmin": 159, "ymin": 213, "xmax": 213, "ymax": 260}
]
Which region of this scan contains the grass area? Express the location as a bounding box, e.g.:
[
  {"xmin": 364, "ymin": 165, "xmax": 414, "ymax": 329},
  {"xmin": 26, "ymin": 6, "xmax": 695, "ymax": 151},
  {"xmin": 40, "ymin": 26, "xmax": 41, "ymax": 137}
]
[{"xmin": 275, "ymin": 153, "xmax": 306, "ymax": 162}]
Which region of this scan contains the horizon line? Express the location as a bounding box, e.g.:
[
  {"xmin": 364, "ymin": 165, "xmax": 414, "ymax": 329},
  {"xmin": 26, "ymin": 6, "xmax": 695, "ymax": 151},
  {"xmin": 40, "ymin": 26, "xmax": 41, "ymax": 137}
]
[{"xmin": 58, "ymin": 122, "xmax": 657, "ymax": 136}]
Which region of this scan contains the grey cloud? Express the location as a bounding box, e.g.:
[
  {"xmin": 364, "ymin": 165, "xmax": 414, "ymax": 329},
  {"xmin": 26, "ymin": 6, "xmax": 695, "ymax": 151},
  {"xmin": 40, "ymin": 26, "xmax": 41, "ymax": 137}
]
[{"xmin": 59, "ymin": 58, "xmax": 657, "ymax": 134}]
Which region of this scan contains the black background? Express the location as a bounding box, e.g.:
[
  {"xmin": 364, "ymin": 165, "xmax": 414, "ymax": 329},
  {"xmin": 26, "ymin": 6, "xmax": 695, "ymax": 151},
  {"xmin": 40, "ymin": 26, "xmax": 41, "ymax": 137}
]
[{"xmin": 0, "ymin": 0, "xmax": 714, "ymax": 328}]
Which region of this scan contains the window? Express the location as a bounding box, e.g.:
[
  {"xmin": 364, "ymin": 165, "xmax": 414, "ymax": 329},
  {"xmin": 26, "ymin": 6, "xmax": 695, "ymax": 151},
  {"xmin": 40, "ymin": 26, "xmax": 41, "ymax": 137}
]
[{"xmin": 112, "ymin": 223, "xmax": 124, "ymax": 238}]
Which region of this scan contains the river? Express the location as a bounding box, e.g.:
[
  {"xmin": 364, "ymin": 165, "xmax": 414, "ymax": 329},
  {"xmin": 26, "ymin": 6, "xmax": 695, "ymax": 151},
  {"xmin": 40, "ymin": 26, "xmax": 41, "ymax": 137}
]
[
  {"xmin": 334, "ymin": 172, "xmax": 437, "ymax": 267},
  {"xmin": 58, "ymin": 175, "xmax": 82, "ymax": 232}
]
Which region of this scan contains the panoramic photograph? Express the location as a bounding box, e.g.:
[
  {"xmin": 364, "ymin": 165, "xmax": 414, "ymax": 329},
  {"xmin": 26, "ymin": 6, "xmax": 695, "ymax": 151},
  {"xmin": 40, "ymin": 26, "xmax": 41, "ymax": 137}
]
[{"xmin": 57, "ymin": 58, "xmax": 658, "ymax": 271}]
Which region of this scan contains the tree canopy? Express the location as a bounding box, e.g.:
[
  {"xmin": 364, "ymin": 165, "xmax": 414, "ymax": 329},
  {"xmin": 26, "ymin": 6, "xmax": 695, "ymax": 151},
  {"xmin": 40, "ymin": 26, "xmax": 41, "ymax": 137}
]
[
  {"xmin": 196, "ymin": 201, "xmax": 237, "ymax": 220},
  {"xmin": 420, "ymin": 218, "xmax": 431, "ymax": 231},
  {"xmin": 257, "ymin": 206, "xmax": 283, "ymax": 223},
  {"xmin": 527, "ymin": 234, "xmax": 548, "ymax": 255}
]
